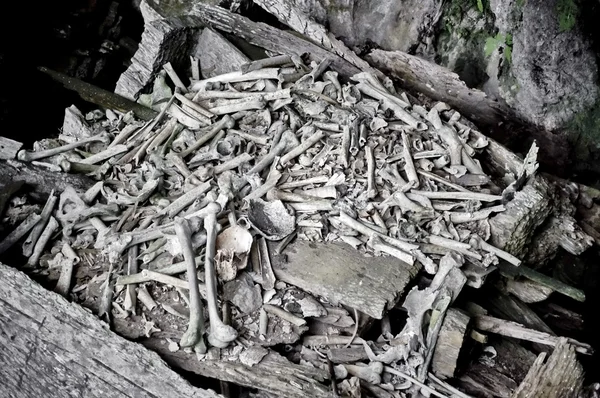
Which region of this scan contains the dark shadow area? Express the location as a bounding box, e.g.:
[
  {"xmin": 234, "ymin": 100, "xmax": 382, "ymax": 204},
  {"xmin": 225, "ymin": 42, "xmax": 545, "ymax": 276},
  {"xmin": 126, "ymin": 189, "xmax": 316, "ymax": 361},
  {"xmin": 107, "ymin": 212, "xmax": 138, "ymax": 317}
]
[{"xmin": 0, "ymin": 0, "xmax": 143, "ymax": 146}]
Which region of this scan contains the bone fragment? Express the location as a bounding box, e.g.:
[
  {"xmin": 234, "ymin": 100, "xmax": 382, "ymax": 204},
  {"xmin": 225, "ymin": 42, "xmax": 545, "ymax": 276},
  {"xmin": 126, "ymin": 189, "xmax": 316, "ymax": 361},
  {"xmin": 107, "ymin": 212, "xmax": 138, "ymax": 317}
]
[
  {"xmin": 241, "ymin": 54, "xmax": 298, "ymax": 73},
  {"xmin": 401, "ymin": 132, "xmax": 419, "ymax": 188},
  {"xmin": 263, "ymin": 304, "xmax": 307, "ymax": 327},
  {"xmin": 278, "ymin": 175, "xmax": 329, "ymax": 189},
  {"xmin": 160, "ymin": 181, "xmax": 212, "ymax": 218},
  {"xmin": 175, "ymin": 92, "xmax": 214, "ymax": 121},
  {"xmin": 0, "ymin": 214, "xmax": 43, "ymax": 255},
  {"xmin": 448, "ymin": 205, "xmax": 505, "ymax": 223},
  {"xmin": 137, "ymin": 285, "xmax": 157, "ymax": 311},
  {"xmin": 469, "ymin": 235, "xmax": 522, "ymax": 266},
  {"xmin": 163, "ymin": 62, "xmax": 188, "ymax": 93},
  {"xmin": 410, "ymin": 190, "xmax": 502, "ymax": 202},
  {"xmin": 417, "ymin": 169, "xmax": 471, "ymax": 193},
  {"xmin": 303, "ymin": 335, "xmax": 366, "ymax": 346},
  {"xmin": 344, "ymin": 362, "xmax": 383, "ymax": 385},
  {"xmin": 338, "ymin": 211, "xmax": 419, "ymax": 252},
  {"xmin": 22, "ymin": 191, "xmax": 57, "ymax": 257},
  {"xmin": 123, "ymin": 245, "xmax": 138, "ymax": 314},
  {"xmin": 366, "ymin": 146, "xmax": 377, "ymax": 198},
  {"xmin": 280, "ymin": 129, "xmax": 325, "ymax": 165},
  {"xmin": 178, "ymin": 115, "xmax": 236, "ymax": 158},
  {"xmin": 54, "ymin": 243, "xmax": 79, "ymax": 296},
  {"xmin": 428, "ymin": 235, "xmax": 482, "ymax": 260},
  {"xmin": 17, "ymin": 132, "xmax": 110, "ymax": 162},
  {"xmin": 368, "ymin": 235, "xmax": 415, "ymax": 265},
  {"xmin": 27, "ymin": 216, "xmax": 59, "ymax": 266},
  {"xmin": 192, "ymin": 68, "xmax": 280, "ymax": 92}
]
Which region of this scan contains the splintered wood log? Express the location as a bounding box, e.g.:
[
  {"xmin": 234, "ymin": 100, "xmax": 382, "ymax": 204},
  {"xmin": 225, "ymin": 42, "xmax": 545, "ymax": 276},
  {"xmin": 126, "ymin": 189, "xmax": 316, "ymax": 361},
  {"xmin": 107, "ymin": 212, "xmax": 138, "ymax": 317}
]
[
  {"xmin": 474, "ymin": 315, "xmax": 592, "ymax": 355},
  {"xmin": 512, "ymin": 338, "xmax": 584, "ymax": 398},
  {"xmin": 39, "ymin": 67, "xmax": 157, "ymax": 121},
  {"xmin": 365, "ymin": 49, "xmax": 510, "ymax": 127},
  {"xmin": 497, "ymin": 262, "xmax": 586, "ymax": 302},
  {"xmin": 470, "ymin": 129, "xmax": 591, "ymax": 264},
  {"xmin": 483, "ymin": 289, "xmax": 555, "ymax": 336},
  {"xmin": 252, "ymin": 0, "xmax": 381, "ymax": 78},
  {"xmin": 489, "ymin": 182, "xmax": 553, "ymax": 259},
  {"xmin": 193, "ymin": 28, "xmax": 250, "ymax": 78},
  {"xmin": 431, "ymin": 308, "xmax": 471, "ymax": 379},
  {"xmin": 269, "ymin": 241, "xmax": 421, "ymax": 319},
  {"xmin": 526, "ymin": 214, "xmax": 594, "ymax": 264},
  {"xmin": 0, "ymin": 160, "xmax": 93, "ymax": 202},
  {"xmin": 0, "ymin": 263, "xmax": 221, "ymax": 398},
  {"xmin": 189, "ymin": 3, "xmax": 361, "ymax": 79},
  {"xmin": 141, "ymin": 339, "xmax": 331, "ymax": 398},
  {"xmin": 0, "ymin": 136, "xmax": 23, "ymax": 160},
  {"xmin": 115, "ymin": 16, "xmax": 204, "ymax": 100}
]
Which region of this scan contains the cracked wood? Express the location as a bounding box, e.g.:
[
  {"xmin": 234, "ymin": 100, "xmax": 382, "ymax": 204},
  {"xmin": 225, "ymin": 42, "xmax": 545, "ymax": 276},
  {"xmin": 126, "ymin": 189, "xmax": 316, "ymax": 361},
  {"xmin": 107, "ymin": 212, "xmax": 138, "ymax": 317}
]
[{"xmin": 0, "ymin": 262, "xmax": 221, "ymax": 398}]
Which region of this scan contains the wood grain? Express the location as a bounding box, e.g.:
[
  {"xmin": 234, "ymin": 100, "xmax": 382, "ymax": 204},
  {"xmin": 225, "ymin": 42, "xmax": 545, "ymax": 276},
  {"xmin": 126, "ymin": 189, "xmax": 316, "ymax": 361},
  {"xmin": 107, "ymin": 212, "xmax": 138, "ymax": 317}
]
[
  {"xmin": 0, "ymin": 262, "xmax": 221, "ymax": 398},
  {"xmin": 270, "ymin": 240, "xmax": 421, "ymax": 319}
]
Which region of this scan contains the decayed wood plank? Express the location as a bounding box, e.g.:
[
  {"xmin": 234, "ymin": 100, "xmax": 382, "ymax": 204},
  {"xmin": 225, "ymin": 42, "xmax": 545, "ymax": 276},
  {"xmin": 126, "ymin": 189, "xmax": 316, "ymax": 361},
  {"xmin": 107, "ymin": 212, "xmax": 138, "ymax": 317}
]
[
  {"xmin": 431, "ymin": 308, "xmax": 471, "ymax": 379},
  {"xmin": 489, "ymin": 182, "xmax": 553, "ymax": 258},
  {"xmin": 469, "ymin": 129, "xmax": 592, "ymax": 263},
  {"xmin": 115, "ymin": 16, "xmax": 204, "ymax": 100},
  {"xmin": 141, "ymin": 339, "xmax": 332, "ymax": 398},
  {"xmin": 253, "ymin": 0, "xmax": 381, "ymax": 78},
  {"xmin": 483, "ymin": 289, "xmax": 555, "ymax": 336},
  {"xmin": 474, "ymin": 315, "xmax": 592, "ymax": 355},
  {"xmin": 0, "ymin": 262, "xmax": 221, "ymax": 398},
  {"xmin": 189, "ymin": 3, "xmax": 361, "ymax": 79},
  {"xmin": 0, "ymin": 160, "xmax": 93, "ymax": 202},
  {"xmin": 193, "ymin": 28, "xmax": 250, "ymax": 78},
  {"xmin": 366, "ymin": 49, "xmax": 511, "ymax": 127},
  {"xmin": 0, "ymin": 136, "xmax": 23, "ymax": 160},
  {"xmin": 269, "ymin": 240, "xmax": 421, "ymax": 319},
  {"xmin": 39, "ymin": 67, "xmax": 157, "ymax": 121},
  {"xmin": 512, "ymin": 338, "xmax": 584, "ymax": 398}
]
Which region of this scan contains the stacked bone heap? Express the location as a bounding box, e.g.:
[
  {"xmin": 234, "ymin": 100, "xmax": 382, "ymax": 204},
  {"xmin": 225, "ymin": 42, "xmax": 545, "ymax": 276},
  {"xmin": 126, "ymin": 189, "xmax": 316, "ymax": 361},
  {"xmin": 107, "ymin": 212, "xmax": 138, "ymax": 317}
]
[{"xmin": 2, "ymin": 55, "xmax": 552, "ymax": 396}]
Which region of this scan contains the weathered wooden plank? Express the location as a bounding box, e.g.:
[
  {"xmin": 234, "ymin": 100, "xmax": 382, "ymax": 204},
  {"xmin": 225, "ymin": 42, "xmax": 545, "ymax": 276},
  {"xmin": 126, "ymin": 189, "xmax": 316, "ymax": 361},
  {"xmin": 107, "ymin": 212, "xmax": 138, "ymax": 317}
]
[
  {"xmin": 489, "ymin": 182, "xmax": 553, "ymax": 258},
  {"xmin": 366, "ymin": 49, "xmax": 510, "ymax": 127},
  {"xmin": 253, "ymin": 0, "xmax": 381, "ymax": 78},
  {"xmin": 483, "ymin": 289, "xmax": 555, "ymax": 336},
  {"xmin": 193, "ymin": 28, "xmax": 250, "ymax": 78},
  {"xmin": 189, "ymin": 3, "xmax": 361, "ymax": 79},
  {"xmin": 431, "ymin": 308, "xmax": 471, "ymax": 379},
  {"xmin": 115, "ymin": 16, "xmax": 204, "ymax": 100},
  {"xmin": 0, "ymin": 160, "xmax": 93, "ymax": 202},
  {"xmin": 39, "ymin": 67, "xmax": 157, "ymax": 121},
  {"xmin": 474, "ymin": 315, "xmax": 592, "ymax": 355},
  {"xmin": 512, "ymin": 338, "xmax": 584, "ymax": 398},
  {"xmin": 269, "ymin": 240, "xmax": 421, "ymax": 319},
  {"xmin": 141, "ymin": 339, "xmax": 332, "ymax": 398},
  {"xmin": 0, "ymin": 136, "xmax": 23, "ymax": 160},
  {"xmin": 0, "ymin": 262, "xmax": 221, "ymax": 398}
]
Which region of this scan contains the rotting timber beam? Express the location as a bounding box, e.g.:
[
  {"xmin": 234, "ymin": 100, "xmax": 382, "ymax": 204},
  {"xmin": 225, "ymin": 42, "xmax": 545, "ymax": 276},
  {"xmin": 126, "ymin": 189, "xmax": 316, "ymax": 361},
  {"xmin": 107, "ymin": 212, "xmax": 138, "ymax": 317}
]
[
  {"xmin": 0, "ymin": 159, "xmax": 94, "ymax": 202},
  {"xmin": 188, "ymin": 3, "xmax": 361, "ymax": 79},
  {"xmin": 0, "ymin": 262, "xmax": 222, "ymax": 398}
]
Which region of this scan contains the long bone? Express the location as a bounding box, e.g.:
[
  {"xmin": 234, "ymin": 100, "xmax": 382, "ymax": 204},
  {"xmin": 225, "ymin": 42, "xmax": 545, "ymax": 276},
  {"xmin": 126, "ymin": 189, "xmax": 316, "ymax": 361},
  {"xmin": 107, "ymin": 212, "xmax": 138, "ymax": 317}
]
[
  {"xmin": 175, "ymin": 218, "xmax": 207, "ymax": 353},
  {"xmin": 17, "ymin": 132, "xmax": 110, "ymax": 162},
  {"xmin": 203, "ymin": 203, "xmax": 238, "ymax": 348}
]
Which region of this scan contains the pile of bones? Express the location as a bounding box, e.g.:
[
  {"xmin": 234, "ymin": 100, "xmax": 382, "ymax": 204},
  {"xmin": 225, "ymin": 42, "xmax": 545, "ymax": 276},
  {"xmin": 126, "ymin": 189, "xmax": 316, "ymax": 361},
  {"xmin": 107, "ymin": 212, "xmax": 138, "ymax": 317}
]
[{"xmin": 1, "ymin": 55, "xmax": 536, "ymax": 397}]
